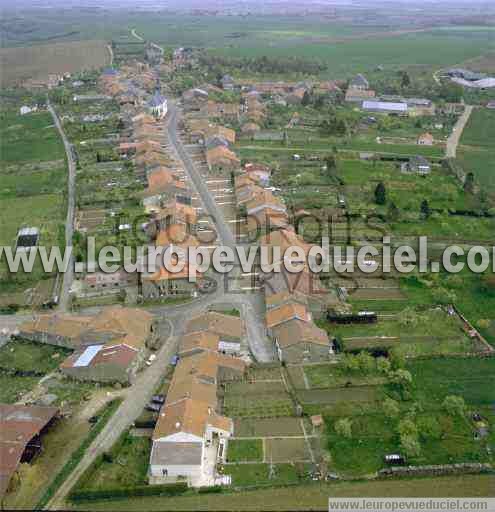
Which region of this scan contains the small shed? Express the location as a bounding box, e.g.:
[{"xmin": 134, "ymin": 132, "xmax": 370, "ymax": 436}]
[
  {"xmin": 16, "ymin": 227, "xmax": 40, "ymax": 251},
  {"xmin": 310, "ymin": 415, "xmax": 324, "ymax": 428},
  {"xmin": 417, "ymin": 132, "xmax": 434, "ymax": 146}
]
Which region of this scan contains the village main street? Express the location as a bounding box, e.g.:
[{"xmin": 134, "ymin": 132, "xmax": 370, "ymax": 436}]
[{"xmin": 39, "ymin": 99, "xmax": 276, "ymax": 510}]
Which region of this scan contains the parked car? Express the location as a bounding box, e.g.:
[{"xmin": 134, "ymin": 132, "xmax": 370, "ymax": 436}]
[
  {"xmin": 151, "ymin": 394, "xmax": 166, "ymax": 404},
  {"xmin": 145, "ymin": 403, "xmax": 161, "ymax": 412}
]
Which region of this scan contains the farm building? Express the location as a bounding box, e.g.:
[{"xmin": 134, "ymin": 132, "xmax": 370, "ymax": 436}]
[
  {"xmin": 345, "ymin": 88, "xmax": 376, "ymax": 103},
  {"xmin": 15, "ymin": 227, "xmax": 40, "ymax": 251},
  {"xmin": 401, "ymin": 155, "xmax": 432, "ymax": 175},
  {"xmin": 73, "ymin": 270, "xmax": 138, "ymax": 296},
  {"xmin": 406, "ymin": 98, "xmax": 436, "ymax": 116},
  {"xmin": 19, "ymin": 105, "xmax": 37, "ymax": 115},
  {"xmin": 0, "ymin": 404, "xmax": 59, "ymax": 500},
  {"xmin": 452, "ymin": 77, "xmax": 495, "ymax": 89},
  {"xmin": 19, "ymin": 307, "xmax": 157, "ymax": 381},
  {"xmin": 221, "ymin": 74, "xmax": 235, "ymax": 90},
  {"xmin": 447, "ymin": 68, "xmax": 486, "ymax": 81},
  {"xmin": 272, "ymin": 318, "xmax": 332, "ymax": 363},
  {"xmin": 349, "ymin": 74, "xmax": 370, "ymax": 90},
  {"xmin": 362, "ymin": 101, "xmax": 408, "ymax": 116}
]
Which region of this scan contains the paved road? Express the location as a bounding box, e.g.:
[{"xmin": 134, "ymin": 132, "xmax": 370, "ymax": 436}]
[
  {"xmin": 48, "ymin": 101, "xmax": 76, "ymax": 312},
  {"xmin": 46, "ymin": 327, "xmax": 180, "ymax": 510},
  {"xmin": 167, "ymin": 105, "xmax": 237, "ymax": 250},
  {"xmin": 446, "ymin": 105, "xmax": 473, "ymax": 159},
  {"xmin": 167, "ymin": 104, "xmax": 274, "ymax": 362}
]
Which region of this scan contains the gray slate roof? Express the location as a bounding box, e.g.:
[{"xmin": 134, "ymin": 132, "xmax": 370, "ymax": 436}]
[{"xmin": 151, "ymin": 441, "xmax": 202, "ymax": 466}]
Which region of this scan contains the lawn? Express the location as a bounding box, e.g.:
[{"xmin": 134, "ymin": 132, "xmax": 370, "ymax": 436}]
[
  {"xmin": 77, "ymin": 433, "xmax": 151, "ymax": 491},
  {"xmin": 303, "ymin": 364, "xmax": 388, "ymax": 390},
  {"xmin": 0, "ymin": 339, "xmax": 71, "ymax": 374},
  {"xmin": 222, "ymin": 462, "xmax": 308, "ymax": 488},
  {"xmin": 227, "ymin": 439, "xmax": 263, "ymax": 463},
  {"xmin": 233, "ymin": 417, "xmax": 304, "ymax": 438}
]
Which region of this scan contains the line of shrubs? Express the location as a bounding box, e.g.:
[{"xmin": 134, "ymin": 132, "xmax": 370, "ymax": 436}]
[{"xmin": 69, "ymin": 482, "xmax": 188, "ymax": 502}]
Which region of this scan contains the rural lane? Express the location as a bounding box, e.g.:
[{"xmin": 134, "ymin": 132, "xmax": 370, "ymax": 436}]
[
  {"xmin": 45, "ymin": 329, "xmax": 181, "ymax": 510},
  {"xmin": 48, "ymin": 100, "xmax": 76, "ymax": 312},
  {"xmin": 446, "ymin": 105, "xmax": 473, "ymax": 158}
]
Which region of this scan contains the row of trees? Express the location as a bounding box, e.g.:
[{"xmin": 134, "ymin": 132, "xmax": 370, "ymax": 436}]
[{"xmin": 199, "ymin": 54, "xmax": 327, "ymax": 76}]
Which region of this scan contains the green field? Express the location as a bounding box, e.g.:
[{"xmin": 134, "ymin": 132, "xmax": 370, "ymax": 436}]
[
  {"xmin": 407, "ymin": 357, "xmax": 495, "ymax": 406},
  {"xmin": 0, "ymin": 106, "xmax": 66, "ymax": 303},
  {"xmin": 458, "ymin": 108, "xmax": 495, "ymax": 194},
  {"xmin": 70, "ymin": 475, "xmax": 495, "ymax": 510},
  {"xmin": 210, "ymin": 29, "xmax": 495, "ymax": 78},
  {"xmin": 0, "ymin": 111, "xmax": 64, "ymax": 162}
]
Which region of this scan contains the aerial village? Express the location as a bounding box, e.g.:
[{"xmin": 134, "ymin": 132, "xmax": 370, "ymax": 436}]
[{"xmin": 1, "ymin": 40, "xmax": 494, "ymax": 508}]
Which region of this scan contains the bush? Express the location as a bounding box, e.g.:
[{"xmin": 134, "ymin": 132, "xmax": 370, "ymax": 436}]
[
  {"xmin": 442, "ymin": 395, "xmax": 466, "ymax": 417},
  {"xmin": 198, "ymin": 485, "xmax": 223, "ymax": 494}
]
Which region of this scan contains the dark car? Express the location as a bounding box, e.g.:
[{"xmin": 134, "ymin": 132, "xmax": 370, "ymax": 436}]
[
  {"xmin": 88, "ymin": 415, "xmax": 99, "ymax": 424},
  {"xmin": 145, "ymin": 403, "xmax": 162, "ymax": 413},
  {"xmin": 151, "ymin": 394, "xmax": 166, "ymax": 404}
]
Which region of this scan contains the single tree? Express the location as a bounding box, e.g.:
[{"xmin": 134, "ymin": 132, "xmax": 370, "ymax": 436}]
[
  {"xmin": 334, "ymin": 418, "xmax": 353, "ymax": 439},
  {"xmin": 383, "ymin": 397, "xmax": 400, "ymax": 419},
  {"xmin": 301, "ymin": 90, "xmax": 311, "ymax": 106},
  {"xmin": 398, "ymin": 418, "xmax": 418, "ymax": 438},
  {"xmin": 464, "ymin": 172, "xmax": 475, "ymax": 194},
  {"xmin": 420, "ymin": 199, "xmax": 431, "ymax": 219},
  {"xmin": 443, "ymin": 395, "xmax": 466, "ymax": 417},
  {"xmin": 400, "ymin": 71, "xmax": 411, "ymax": 89},
  {"xmin": 376, "ymin": 357, "xmax": 391, "ymax": 374},
  {"xmin": 374, "ymin": 182, "xmax": 387, "ymax": 205},
  {"xmin": 400, "ymin": 433, "xmax": 421, "ymax": 457}
]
